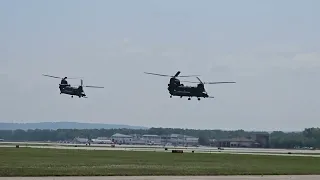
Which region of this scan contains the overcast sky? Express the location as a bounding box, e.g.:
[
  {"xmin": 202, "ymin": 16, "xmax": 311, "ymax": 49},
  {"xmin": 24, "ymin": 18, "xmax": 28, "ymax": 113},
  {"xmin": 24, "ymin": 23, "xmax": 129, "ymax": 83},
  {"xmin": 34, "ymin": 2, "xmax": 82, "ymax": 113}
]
[{"xmin": 1, "ymin": 0, "xmax": 320, "ymax": 131}]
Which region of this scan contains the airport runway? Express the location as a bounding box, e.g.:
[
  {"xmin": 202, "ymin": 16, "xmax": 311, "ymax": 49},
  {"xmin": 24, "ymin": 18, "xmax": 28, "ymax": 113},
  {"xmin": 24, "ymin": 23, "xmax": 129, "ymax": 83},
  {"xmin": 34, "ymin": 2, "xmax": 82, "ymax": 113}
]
[
  {"xmin": 1, "ymin": 176, "xmax": 320, "ymax": 180},
  {"xmin": 1, "ymin": 141, "xmax": 318, "ymax": 153},
  {"xmin": 1, "ymin": 142, "xmax": 320, "ymax": 157}
]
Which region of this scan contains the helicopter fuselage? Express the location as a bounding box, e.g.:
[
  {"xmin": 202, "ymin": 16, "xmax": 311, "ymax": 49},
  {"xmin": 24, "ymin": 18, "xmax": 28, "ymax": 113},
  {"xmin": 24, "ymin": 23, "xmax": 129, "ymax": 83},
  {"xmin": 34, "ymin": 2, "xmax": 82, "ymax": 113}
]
[
  {"xmin": 169, "ymin": 89, "xmax": 209, "ymax": 98},
  {"xmin": 168, "ymin": 82, "xmax": 209, "ymax": 100},
  {"xmin": 59, "ymin": 85, "xmax": 86, "ymax": 98}
]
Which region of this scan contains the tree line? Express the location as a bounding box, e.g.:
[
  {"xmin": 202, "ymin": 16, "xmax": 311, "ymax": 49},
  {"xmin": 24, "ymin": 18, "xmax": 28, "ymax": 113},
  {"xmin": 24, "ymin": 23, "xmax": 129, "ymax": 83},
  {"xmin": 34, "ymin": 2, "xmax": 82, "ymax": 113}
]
[{"xmin": 1, "ymin": 127, "xmax": 320, "ymax": 148}]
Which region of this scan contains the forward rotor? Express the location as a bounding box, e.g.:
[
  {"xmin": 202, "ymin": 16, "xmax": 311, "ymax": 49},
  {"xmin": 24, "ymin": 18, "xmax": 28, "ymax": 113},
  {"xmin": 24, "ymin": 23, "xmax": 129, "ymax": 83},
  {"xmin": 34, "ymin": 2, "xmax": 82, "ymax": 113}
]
[
  {"xmin": 42, "ymin": 74, "xmax": 83, "ymax": 79},
  {"xmin": 144, "ymin": 71, "xmax": 200, "ymax": 78}
]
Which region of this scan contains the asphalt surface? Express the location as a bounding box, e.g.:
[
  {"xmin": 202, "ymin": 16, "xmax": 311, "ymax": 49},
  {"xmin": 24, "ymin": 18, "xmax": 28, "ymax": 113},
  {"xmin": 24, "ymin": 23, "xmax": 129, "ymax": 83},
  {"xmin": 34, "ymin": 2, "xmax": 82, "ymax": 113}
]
[
  {"xmin": 0, "ymin": 176, "xmax": 320, "ymax": 180},
  {"xmin": 1, "ymin": 142, "xmax": 319, "ymax": 157}
]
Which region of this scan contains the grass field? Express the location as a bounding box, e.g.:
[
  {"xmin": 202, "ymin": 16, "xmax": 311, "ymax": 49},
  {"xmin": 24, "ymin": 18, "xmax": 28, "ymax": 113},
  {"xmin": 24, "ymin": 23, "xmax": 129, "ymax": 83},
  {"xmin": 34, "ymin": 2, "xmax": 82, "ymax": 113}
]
[{"xmin": 1, "ymin": 147, "xmax": 320, "ymax": 176}]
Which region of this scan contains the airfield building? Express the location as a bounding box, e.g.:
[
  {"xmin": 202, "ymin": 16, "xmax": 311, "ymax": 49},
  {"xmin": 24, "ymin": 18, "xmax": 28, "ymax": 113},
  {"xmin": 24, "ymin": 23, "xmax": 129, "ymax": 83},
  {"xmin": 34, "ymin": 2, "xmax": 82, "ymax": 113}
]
[
  {"xmin": 73, "ymin": 137, "xmax": 89, "ymax": 144},
  {"xmin": 141, "ymin": 134, "xmax": 162, "ymax": 145},
  {"xmin": 161, "ymin": 134, "xmax": 199, "ymax": 146},
  {"xmin": 91, "ymin": 137, "xmax": 113, "ymax": 144},
  {"xmin": 109, "ymin": 133, "xmax": 199, "ymax": 146},
  {"xmin": 111, "ymin": 133, "xmax": 133, "ymax": 144},
  {"xmin": 214, "ymin": 134, "xmax": 270, "ymax": 148},
  {"xmin": 215, "ymin": 137, "xmax": 256, "ymax": 148}
]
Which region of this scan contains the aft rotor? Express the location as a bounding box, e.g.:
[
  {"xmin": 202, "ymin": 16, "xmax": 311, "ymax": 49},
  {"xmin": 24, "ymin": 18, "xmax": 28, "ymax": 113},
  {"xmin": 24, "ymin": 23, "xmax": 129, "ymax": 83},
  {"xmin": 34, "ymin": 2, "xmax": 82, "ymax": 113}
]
[
  {"xmin": 77, "ymin": 79, "xmax": 104, "ymax": 89},
  {"xmin": 181, "ymin": 77, "xmax": 236, "ymax": 85}
]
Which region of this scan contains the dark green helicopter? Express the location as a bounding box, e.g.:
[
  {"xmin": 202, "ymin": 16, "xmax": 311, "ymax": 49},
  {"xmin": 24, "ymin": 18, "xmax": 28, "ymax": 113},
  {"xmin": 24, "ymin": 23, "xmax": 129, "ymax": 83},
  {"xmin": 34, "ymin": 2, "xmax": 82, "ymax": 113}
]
[
  {"xmin": 42, "ymin": 74, "xmax": 104, "ymax": 98},
  {"xmin": 144, "ymin": 71, "xmax": 236, "ymax": 100}
]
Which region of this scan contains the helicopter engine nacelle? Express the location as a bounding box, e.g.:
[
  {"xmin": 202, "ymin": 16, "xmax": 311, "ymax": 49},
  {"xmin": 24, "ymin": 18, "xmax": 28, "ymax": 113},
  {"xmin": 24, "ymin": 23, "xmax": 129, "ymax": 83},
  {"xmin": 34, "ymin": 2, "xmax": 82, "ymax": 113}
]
[
  {"xmin": 78, "ymin": 86, "xmax": 83, "ymax": 92},
  {"xmin": 197, "ymin": 83, "xmax": 205, "ymax": 92},
  {"xmin": 169, "ymin": 77, "xmax": 180, "ymax": 86}
]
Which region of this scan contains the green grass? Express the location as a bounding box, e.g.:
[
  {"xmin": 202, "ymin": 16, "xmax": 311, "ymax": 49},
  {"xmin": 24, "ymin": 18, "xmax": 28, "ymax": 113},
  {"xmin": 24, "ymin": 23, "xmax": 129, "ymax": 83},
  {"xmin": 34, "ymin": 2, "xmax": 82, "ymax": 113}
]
[{"xmin": 1, "ymin": 147, "xmax": 320, "ymax": 176}]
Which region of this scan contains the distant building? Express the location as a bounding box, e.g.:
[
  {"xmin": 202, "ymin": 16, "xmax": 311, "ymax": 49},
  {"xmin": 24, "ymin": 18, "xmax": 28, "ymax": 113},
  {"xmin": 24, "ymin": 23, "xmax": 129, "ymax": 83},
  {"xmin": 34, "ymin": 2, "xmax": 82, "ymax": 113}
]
[
  {"xmin": 73, "ymin": 137, "xmax": 89, "ymax": 144},
  {"xmin": 141, "ymin": 134, "xmax": 161, "ymax": 145},
  {"xmin": 209, "ymin": 139, "xmax": 216, "ymax": 146},
  {"xmin": 216, "ymin": 137, "xmax": 256, "ymax": 148},
  {"xmin": 168, "ymin": 134, "xmax": 185, "ymax": 145},
  {"xmin": 111, "ymin": 133, "xmax": 132, "ymax": 144},
  {"xmin": 128, "ymin": 134, "xmax": 145, "ymax": 145},
  {"xmin": 91, "ymin": 137, "xmax": 112, "ymax": 144},
  {"xmin": 108, "ymin": 133, "xmax": 199, "ymax": 146},
  {"xmin": 162, "ymin": 134, "xmax": 199, "ymax": 146}
]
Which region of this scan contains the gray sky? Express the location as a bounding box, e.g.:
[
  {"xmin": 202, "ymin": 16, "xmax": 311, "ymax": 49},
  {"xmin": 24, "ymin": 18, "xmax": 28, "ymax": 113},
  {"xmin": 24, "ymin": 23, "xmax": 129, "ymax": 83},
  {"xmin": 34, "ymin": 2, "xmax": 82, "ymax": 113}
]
[{"xmin": 1, "ymin": 0, "xmax": 320, "ymax": 131}]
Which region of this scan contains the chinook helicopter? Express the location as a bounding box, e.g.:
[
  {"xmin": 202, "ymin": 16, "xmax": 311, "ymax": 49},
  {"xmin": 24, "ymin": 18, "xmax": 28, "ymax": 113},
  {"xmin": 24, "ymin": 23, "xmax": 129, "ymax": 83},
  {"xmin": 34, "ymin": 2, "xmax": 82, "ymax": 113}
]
[
  {"xmin": 42, "ymin": 74, "xmax": 104, "ymax": 98},
  {"xmin": 144, "ymin": 71, "xmax": 236, "ymax": 100}
]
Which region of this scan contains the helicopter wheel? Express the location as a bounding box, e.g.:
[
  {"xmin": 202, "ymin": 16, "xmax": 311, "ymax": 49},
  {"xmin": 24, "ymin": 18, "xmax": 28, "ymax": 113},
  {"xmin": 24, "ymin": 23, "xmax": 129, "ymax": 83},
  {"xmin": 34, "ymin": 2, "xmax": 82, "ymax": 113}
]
[
  {"xmin": 180, "ymin": 96, "xmax": 182, "ymax": 98},
  {"xmin": 188, "ymin": 97, "xmax": 191, "ymax": 100},
  {"xmin": 197, "ymin": 97, "xmax": 201, "ymax": 101},
  {"xmin": 170, "ymin": 95, "xmax": 172, "ymax": 98},
  {"xmin": 71, "ymin": 96, "xmax": 73, "ymax": 98}
]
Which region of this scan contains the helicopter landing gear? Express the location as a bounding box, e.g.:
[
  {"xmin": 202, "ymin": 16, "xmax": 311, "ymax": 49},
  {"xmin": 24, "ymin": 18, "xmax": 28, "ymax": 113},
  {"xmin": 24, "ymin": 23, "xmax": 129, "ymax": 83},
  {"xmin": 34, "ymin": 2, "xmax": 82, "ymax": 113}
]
[
  {"xmin": 188, "ymin": 97, "xmax": 191, "ymax": 100},
  {"xmin": 71, "ymin": 96, "xmax": 73, "ymax": 98},
  {"xmin": 180, "ymin": 96, "xmax": 182, "ymax": 98},
  {"xmin": 170, "ymin": 95, "xmax": 172, "ymax": 98},
  {"xmin": 197, "ymin": 97, "xmax": 201, "ymax": 101}
]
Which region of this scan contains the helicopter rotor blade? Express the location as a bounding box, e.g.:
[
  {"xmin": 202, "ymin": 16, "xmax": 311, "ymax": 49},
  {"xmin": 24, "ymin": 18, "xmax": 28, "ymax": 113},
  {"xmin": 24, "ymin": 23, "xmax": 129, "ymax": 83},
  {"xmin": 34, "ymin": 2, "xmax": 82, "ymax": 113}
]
[
  {"xmin": 180, "ymin": 80, "xmax": 236, "ymax": 84},
  {"xmin": 144, "ymin": 72, "xmax": 200, "ymax": 78},
  {"xmin": 42, "ymin": 74, "xmax": 82, "ymax": 79},
  {"xmin": 42, "ymin": 74, "xmax": 62, "ymax": 79},
  {"xmin": 196, "ymin": 77, "xmax": 203, "ymax": 84},
  {"xmin": 173, "ymin": 71, "xmax": 180, "ymax": 77},
  {"xmin": 144, "ymin": 72, "xmax": 171, "ymax": 77},
  {"xmin": 180, "ymin": 80, "xmax": 199, "ymax": 83},
  {"xmin": 178, "ymin": 75, "xmax": 201, "ymax": 77},
  {"xmin": 84, "ymin": 85, "xmax": 104, "ymax": 88},
  {"xmin": 205, "ymin": 82, "xmax": 236, "ymax": 84},
  {"xmin": 68, "ymin": 77, "xmax": 83, "ymax": 79}
]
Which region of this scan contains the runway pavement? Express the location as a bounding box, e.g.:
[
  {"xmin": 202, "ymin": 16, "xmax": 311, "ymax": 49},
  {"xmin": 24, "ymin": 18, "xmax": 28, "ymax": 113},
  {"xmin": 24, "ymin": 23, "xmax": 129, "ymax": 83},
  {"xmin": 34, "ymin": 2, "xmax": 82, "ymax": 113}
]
[
  {"xmin": 1, "ymin": 142, "xmax": 320, "ymax": 157},
  {"xmin": 1, "ymin": 176, "xmax": 320, "ymax": 180}
]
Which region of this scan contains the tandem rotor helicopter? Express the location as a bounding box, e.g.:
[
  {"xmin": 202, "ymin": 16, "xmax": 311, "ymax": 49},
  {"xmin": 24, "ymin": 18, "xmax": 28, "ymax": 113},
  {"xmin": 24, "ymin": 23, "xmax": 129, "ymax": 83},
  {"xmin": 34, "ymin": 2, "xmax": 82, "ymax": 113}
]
[
  {"xmin": 144, "ymin": 71, "xmax": 236, "ymax": 100},
  {"xmin": 42, "ymin": 74, "xmax": 104, "ymax": 98}
]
